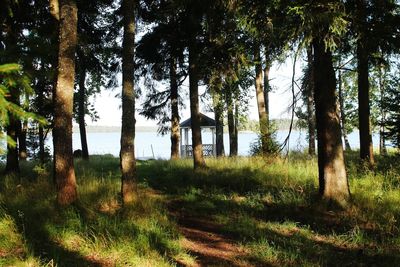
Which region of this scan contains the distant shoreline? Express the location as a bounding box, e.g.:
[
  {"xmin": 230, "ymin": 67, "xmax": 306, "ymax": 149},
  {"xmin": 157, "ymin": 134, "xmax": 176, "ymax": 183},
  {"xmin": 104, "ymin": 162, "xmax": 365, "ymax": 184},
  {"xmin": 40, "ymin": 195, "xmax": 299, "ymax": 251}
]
[
  {"xmin": 72, "ymin": 125, "xmax": 303, "ymax": 134},
  {"xmin": 73, "ymin": 126, "xmax": 159, "ymax": 133},
  {"xmin": 73, "ymin": 126, "xmax": 260, "ymax": 134}
]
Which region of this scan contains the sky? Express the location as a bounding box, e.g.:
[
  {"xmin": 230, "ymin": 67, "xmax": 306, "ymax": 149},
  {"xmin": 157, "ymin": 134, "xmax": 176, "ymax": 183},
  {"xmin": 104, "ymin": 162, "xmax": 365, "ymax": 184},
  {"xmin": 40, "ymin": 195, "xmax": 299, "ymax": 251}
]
[{"xmin": 88, "ymin": 57, "xmax": 303, "ymax": 127}]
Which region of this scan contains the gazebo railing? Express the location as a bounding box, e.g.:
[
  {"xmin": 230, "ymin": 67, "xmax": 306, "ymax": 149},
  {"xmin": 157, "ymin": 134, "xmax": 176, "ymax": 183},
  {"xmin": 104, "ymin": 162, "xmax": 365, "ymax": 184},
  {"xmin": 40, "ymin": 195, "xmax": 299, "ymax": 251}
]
[{"xmin": 181, "ymin": 144, "xmax": 215, "ymax": 157}]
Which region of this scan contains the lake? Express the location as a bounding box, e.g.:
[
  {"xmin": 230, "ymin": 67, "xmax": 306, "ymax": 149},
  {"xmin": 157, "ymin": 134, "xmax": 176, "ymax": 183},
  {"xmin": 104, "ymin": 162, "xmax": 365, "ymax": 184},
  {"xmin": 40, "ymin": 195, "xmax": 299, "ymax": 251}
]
[{"xmin": 61, "ymin": 129, "xmax": 380, "ymax": 159}]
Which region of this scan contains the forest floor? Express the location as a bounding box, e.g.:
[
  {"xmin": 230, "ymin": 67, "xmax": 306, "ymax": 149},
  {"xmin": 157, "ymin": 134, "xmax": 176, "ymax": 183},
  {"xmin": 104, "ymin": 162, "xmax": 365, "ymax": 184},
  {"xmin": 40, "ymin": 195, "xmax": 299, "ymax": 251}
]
[
  {"xmin": 1, "ymin": 153, "xmax": 400, "ymax": 266},
  {"xmin": 168, "ymin": 196, "xmax": 251, "ymax": 267}
]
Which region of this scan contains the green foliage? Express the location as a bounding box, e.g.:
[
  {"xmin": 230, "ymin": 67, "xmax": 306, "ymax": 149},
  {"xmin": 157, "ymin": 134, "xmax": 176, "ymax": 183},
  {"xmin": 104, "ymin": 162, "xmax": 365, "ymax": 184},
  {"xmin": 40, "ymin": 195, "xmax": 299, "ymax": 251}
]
[
  {"xmin": 288, "ymin": 1, "xmax": 348, "ymax": 51},
  {"xmin": 382, "ymin": 65, "xmax": 400, "ymax": 149},
  {"xmin": 249, "ymin": 123, "xmax": 280, "ymax": 156},
  {"xmin": 0, "ymin": 64, "xmax": 47, "ymax": 153}
]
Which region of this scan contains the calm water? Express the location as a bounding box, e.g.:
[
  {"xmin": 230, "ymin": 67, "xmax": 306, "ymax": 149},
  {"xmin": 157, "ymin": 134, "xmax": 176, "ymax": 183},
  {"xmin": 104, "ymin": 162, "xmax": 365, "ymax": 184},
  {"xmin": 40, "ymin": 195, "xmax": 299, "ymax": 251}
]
[
  {"xmin": 57, "ymin": 129, "xmax": 380, "ymax": 159},
  {"xmin": 0, "ymin": 129, "xmax": 382, "ymax": 160}
]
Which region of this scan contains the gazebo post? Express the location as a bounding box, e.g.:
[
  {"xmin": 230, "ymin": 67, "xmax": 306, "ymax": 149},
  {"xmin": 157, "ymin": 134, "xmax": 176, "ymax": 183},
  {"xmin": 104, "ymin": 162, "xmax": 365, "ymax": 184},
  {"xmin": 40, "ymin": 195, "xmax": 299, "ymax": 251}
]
[
  {"xmin": 184, "ymin": 128, "xmax": 189, "ymax": 157},
  {"xmin": 180, "ymin": 128, "xmax": 183, "ymax": 157},
  {"xmin": 211, "ymin": 127, "xmax": 216, "ymax": 156}
]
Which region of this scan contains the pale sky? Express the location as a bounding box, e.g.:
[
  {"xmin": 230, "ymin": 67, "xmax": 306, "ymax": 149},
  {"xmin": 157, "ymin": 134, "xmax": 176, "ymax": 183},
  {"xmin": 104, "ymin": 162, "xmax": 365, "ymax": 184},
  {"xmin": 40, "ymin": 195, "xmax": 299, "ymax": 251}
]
[{"xmin": 88, "ymin": 57, "xmax": 303, "ymax": 127}]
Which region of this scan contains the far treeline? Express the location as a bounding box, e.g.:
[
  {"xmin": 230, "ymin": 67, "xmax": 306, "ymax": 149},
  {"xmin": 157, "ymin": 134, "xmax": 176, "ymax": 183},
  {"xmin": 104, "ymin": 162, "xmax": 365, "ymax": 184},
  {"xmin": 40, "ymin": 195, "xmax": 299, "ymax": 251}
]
[{"xmin": 1, "ymin": 0, "xmax": 400, "ymax": 207}]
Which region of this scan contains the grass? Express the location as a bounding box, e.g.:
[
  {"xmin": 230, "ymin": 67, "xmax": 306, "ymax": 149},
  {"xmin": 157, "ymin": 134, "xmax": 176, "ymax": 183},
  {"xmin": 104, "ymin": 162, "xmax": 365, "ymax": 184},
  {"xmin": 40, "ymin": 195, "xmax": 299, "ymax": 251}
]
[
  {"xmin": 0, "ymin": 156, "xmax": 193, "ymax": 266},
  {"xmin": 1, "ymin": 152, "xmax": 400, "ymax": 266}
]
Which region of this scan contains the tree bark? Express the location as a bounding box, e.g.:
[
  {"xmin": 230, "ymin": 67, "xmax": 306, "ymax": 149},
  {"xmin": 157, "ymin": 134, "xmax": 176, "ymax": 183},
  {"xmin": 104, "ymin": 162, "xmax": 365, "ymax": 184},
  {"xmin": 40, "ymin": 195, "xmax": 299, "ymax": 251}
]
[
  {"xmin": 306, "ymin": 47, "xmax": 316, "ymax": 156},
  {"xmin": 188, "ymin": 37, "xmax": 206, "ymax": 169},
  {"xmin": 254, "ymin": 45, "xmax": 268, "ymax": 155},
  {"xmin": 78, "ymin": 64, "xmax": 89, "ymax": 160},
  {"xmin": 226, "ymin": 87, "xmax": 237, "ymax": 156},
  {"xmin": 53, "ymin": 0, "xmax": 78, "ymax": 205},
  {"xmin": 120, "ymin": 0, "xmax": 137, "ymax": 204},
  {"xmin": 357, "ymin": 0, "xmax": 374, "ymax": 165},
  {"xmin": 234, "ymin": 97, "xmax": 239, "ymax": 154},
  {"xmin": 5, "ymin": 116, "xmax": 19, "ymax": 174},
  {"xmin": 263, "ymin": 50, "xmax": 270, "ymax": 126},
  {"xmin": 338, "ymin": 70, "xmax": 351, "ymax": 151},
  {"xmin": 5, "ymin": 86, "xmax": 20, "ymax": 174},
  {"xmin": 378, "ymin": 62, "xmax": 387, "ymax": 155},
  {"xmin": 170, "ymin": 56, "xmax": 180, "ymax": 160},
  {"xmin": 313, "ymin": 38, "xmax": 350, "ymax": 207},
  {"xmin": 212, "ymin": 76, "xmax": 225, "ymax": 157},
  {"xmin": 37, "ymin": 81, "xmax": 46, "ymax": 164}
]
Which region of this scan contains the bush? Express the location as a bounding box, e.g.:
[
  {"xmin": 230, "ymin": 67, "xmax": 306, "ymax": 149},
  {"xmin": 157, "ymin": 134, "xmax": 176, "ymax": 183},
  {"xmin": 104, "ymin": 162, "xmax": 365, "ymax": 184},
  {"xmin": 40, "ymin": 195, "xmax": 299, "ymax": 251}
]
[{"xmin": 249, "ymin": 123, "xmax": 280, "ymax": 156}]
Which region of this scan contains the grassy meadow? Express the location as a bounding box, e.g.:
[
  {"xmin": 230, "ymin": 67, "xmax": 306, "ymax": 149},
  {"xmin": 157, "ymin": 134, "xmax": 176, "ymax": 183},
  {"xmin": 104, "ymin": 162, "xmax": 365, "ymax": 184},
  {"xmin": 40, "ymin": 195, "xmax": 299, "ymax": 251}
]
[{"xmin": 1, "ymin": 152, "xmax": 400, "ymax": 266}]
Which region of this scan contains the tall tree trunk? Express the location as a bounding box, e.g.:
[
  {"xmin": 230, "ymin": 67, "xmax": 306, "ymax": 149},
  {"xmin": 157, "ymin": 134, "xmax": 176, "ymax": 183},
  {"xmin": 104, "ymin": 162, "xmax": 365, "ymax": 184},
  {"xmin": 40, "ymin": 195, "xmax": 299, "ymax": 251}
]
[
  {"xmin": 170, "ymin": 56, "xmax": 180, "ymax": 160},
  {"xmin": 120, "ymin": 0, "xmax": 137, "ymax": 204},
  {"xmin": 338, "ymin": 70, "xmax": 351, "ymax": 151},
  {"xmin": 212, "ymin": 76, "xmax": 225, "ymax": 157},
  {"xmin": 5, "ymin": 87, "xmax": 20, "ymax": 174},
  {"xmin": 5, "ymin": 117, "xmax": 19, "ymax": 174},
  {"xmin": 263, "ymin": 50, "xmax": 270, "ymax": 126},
  {"xmin": 37, "ymin": 81, "xmax": 46, "ymax": 164},
  {"xmin": 313, "ymin": 38, "xmax": 350, "ymax": 207},
  {"xmin": 53, "ymin": 0, "xmax": 78, "ymax": 205},
  {"xmin": 357, "ymin": 0, "xmax": 374, "ymax": 165},
  {"xmin": 378, "ymin": 61, "xmax": 387, "ymax": 155},
  {"xmin": 78, "ymin": 64, "xmax": 89, "ymax": 160},
  {"xmin": 188, "ymin": 38, "xmax": 206, "ymax": 169},
  {"xmin": 226, "ymin": 87, "xmax": 237, "ymax": 156},
  {"xmin": 306, "ymin": 47, "xmax": 316, "ymax": 156},
  {"xmin": 234, "ymin": 97, "xmax": 239, "ymax": 155},
  {"xmin": 254, "ymin": 45, "xmax": 268, "ymax": 155},
  {"xmin": 19, "ymin": 120, "xmax": 28, "ymax": 161}
]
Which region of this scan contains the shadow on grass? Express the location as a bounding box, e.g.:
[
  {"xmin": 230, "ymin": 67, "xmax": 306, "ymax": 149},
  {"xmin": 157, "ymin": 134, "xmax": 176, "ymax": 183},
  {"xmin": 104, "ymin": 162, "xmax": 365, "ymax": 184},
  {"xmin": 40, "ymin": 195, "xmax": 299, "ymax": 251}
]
[
  {"xmin": 0, "ymin": 164, "xmax": 184, "ymax": 266},
  {"xmin": 139, "ymin": 159, "xmax": 400, "ymax": 266},
  {"xmin": 4, "ymin": 203, "xmax": 106, "ymax": 266}
]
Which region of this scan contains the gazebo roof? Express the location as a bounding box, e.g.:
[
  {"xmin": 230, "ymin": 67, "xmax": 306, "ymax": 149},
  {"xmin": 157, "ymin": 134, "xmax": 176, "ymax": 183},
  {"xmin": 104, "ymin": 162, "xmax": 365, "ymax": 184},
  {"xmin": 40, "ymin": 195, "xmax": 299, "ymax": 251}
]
[{"xmin": 180, "ymin": 113, "xmax": 216, "ymax": 128}]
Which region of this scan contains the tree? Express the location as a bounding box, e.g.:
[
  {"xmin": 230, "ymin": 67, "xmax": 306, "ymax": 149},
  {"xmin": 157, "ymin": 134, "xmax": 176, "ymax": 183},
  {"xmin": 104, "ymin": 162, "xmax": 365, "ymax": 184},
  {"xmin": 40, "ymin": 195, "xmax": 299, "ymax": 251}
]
[
  {"xmin": 290, "ymin": 1, "xmax": 350, "ymax": 206},
  {"xmin": 313, "ymin": 37, "xmax": 350, "ymax": 206},
  {"xmin": 0, "ymin": 64, "xmax": 44, "ymax": 171},
  {"xmin": 185, "ymin": 2, "xmax": 206, "ymax": 169},
  {"xmin": 225, "ymin": 80, "xmax": 238, "ymax": 156},
  {"xmin": 305, "ymin": 47, "xmax": 316, "ymax": 155},
  {"xmin": 337, "ymin": 61, "xmax": 352, "ymax": 151},
  {"xmin": 136, "ymin": 10, "xmax": 186, "ymax": 160},
  {"xmin": 74, "ymin": 0, "xmax": 119, "ymax": 161},
  {"xmin": 355, "ymin": 0, "xmax": 374, "ymax": 165},
  {"xmin": 296, "ymin": 47, "xmax": 316, "ymax": 156},
  {"xmin": 52, "ymin": 0, "xmax": 78, "ymax": 205},
  {"xmin": 209, "ymin": 73, "xmax": 225, "ymax": 157},
  {"xmin": 254, "ymin": 44, "xmax": 269, "ymax": 155},
  {"xmin": 120, "ymin": 0, "xmax": 137, "ymax": 204}
]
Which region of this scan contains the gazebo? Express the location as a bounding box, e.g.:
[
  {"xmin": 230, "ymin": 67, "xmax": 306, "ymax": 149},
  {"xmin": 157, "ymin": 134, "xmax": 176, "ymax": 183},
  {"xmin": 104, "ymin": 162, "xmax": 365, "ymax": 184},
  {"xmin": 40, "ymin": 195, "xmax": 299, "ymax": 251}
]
[{"xmin": 180, "ymin": 113, "xmax": 216, "ymax": 157}]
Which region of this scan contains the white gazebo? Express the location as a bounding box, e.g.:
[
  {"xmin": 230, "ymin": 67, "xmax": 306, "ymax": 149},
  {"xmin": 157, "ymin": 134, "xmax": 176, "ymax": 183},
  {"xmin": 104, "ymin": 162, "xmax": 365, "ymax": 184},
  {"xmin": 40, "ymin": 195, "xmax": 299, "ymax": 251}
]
[{"xmin": 180, "ymin": 113, "xmax": 216, "ymax": 157}]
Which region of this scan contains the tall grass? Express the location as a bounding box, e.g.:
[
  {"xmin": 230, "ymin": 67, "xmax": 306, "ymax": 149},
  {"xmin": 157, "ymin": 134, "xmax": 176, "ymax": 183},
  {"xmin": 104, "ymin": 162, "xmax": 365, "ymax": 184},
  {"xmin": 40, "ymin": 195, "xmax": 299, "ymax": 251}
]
[
  {"xmin": 1, "ymin": 152, "xmax": 400, "ymax": 266},
  {"xmin": 0, "ymin": 156, "xmax": 193, "ymax": 266},
  {"xmin": 140, "ymin": 154, "xmax": 400, "ymax": 266}
]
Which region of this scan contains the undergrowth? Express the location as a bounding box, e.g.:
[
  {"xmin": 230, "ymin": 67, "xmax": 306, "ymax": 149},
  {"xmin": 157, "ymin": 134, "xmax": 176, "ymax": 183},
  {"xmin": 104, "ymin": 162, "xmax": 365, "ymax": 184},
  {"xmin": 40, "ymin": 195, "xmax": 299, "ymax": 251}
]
[{"xmin": 1, "ymin": 152, "xmax": 400, "ymax": 266}]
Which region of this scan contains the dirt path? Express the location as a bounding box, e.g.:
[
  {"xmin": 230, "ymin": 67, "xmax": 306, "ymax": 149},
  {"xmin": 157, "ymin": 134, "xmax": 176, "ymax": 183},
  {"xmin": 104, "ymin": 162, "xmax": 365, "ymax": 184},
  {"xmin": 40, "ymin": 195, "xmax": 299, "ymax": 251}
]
[{"xmin": 175, "ymin": 216, "xmax": 252, "ymax": 267}]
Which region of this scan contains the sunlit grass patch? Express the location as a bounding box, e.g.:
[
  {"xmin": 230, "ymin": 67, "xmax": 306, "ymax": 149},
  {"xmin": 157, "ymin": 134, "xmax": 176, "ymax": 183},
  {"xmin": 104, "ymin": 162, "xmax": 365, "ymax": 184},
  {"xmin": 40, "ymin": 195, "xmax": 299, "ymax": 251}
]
[
  {"xmin": 0, "ymin": 207, "xmax": 40, "ymax": 266},
  {"xmin": 0, "ymin": 157, "xmax": 194, "ymax": 266},
  {"xmin": 144, "ymin": 154, "xmax": 400, "ymax": 266}
]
